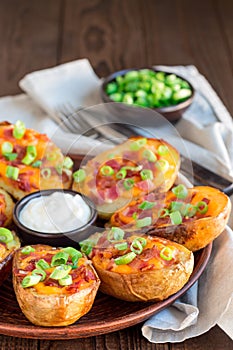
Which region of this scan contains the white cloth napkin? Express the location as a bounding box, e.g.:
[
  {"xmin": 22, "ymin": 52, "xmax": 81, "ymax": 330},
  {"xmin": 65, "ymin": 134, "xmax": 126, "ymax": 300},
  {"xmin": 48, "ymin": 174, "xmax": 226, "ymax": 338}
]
[{"xmin": 0, "ymin": 59, "xmax": 232, "ymax": 342}]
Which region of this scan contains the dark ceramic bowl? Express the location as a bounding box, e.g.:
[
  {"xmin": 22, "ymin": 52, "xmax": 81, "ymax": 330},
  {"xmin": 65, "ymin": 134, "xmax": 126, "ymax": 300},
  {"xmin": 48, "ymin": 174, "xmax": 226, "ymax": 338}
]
[
  {"xmin": 100, "ymin": 68, "xmax": 195, "ymax": 123},
  {"xmin": 13, "ymin": 189, "xmax": 98, "ymax": 247}
]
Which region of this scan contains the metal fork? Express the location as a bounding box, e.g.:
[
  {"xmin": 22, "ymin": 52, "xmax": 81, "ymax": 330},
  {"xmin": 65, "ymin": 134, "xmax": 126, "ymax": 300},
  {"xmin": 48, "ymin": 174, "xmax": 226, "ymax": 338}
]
[{"xmin": 55, "ymin": 103, "xmax": 127, "ymax": 144}]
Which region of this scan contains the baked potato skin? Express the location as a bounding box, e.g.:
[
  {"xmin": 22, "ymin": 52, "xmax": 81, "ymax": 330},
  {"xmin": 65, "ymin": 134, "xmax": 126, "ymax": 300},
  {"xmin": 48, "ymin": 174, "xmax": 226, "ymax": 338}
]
[
  {"xmin": 90, "ymin": 234, "xmax": 194, "ymax": 302},
  {"xmin": 13, "ymin": 245, "xmax": 100, "ymax": 326},
  {"xmin": 73, "ymin": 137, "xmax": 180, "ymax": 219},
  {"xmin": 0, "ymin": 188, "xmax": 14, "ymax": 227},
  {"xmin": 110, "ymin": 186, "xmax": 231, "ymax": 251},
  {"xmin": 147, "ymin": 186, "xmax": 231, "ymax": 251},
  {"xmin": 0, "ymin": 230, "xmax": 21, "ymax": 286},
  {"xmin": 0, "ymin": 121, "xmax": 72, "ymax": 200}
]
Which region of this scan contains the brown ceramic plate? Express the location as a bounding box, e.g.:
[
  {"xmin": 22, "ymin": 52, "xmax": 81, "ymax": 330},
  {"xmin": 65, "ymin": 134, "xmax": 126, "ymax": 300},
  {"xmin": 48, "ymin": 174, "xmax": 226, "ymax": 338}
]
[
  {"xmin": 0, "ymin": 243, "xmax": 212, "ymax": 340},
  {"xmin": 0, "ymin": 154, "xmax": 212, "ymax": 339}
]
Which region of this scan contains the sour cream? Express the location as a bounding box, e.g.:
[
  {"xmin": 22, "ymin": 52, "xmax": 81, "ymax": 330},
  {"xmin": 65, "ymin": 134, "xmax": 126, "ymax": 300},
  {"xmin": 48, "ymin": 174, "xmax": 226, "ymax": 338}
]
[{"xmin": 19, "ymin": 192, "xmax": 91, "ymax": 233}]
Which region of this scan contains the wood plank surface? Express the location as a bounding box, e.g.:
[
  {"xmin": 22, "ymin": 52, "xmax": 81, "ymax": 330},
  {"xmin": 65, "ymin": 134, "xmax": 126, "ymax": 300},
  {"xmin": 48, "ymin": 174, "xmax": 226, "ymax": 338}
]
[{"xmin": 0, "ymin": 0, "xmax": 232, "ymax": 349}]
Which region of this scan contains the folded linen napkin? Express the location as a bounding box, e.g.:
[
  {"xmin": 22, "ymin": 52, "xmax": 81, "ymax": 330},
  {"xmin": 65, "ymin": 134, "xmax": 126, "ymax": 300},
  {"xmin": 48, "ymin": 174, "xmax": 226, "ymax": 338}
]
[{"xmin": 1, "ymin": 59, "xmax": 232, "ymax": 342}]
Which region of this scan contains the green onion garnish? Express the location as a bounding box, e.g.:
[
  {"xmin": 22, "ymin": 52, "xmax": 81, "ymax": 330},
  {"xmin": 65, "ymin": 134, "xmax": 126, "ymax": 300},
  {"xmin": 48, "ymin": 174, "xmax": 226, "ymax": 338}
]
[
  {"xmin": 107, "ymin": 227, "xmax": 125, "ymax": 242},
  {"xmin": 6, "ymin": 165, "xmax": 19, "ymax": 180},
  {"xmin": 160, "ymin": 246, "xmax": 173, "ymax": 261},
  {"xmin": 59, "ymin": 275, "xmax": 73, "ymax": 286},
  {"xmin": 22, "ymin": 145, "xmax": 37, "ymax": 165},
  {"xmin": 157, "ymin": 145, "xmax": 169, "ymax": 155},
  {"xmin": 32, "ymin": 269, "xmax": 46, "ymax": 281},
  {"xmin": 129, "ymin": 138, "xmax": 147, "ymax": 151},
  {"xmin": 21, "ymin": 274, "xmax": 41, "ymax": 288},
  {"xmin": 138, "ymin": 201, "xmax": 155, "ymax": 210},
  {"xmin": 21, "ymin": 246, "xmax": 35, "ymax": 255},
  {"xmin": 140, "ymin": 169, "xmax": 153, "ymax": 180},
  {"xmin": 170, "ymin": 211, "xmax": 183, "ymax": 225},
  {"xmin": 114, "ymin": 252, "xmax": 137, "ymax": 265},
  {"xmin": 51, "ymin": 251, "xmax": 69, "ymax": 267},
  {"xmin": 13, "ymin": 120, "xmax": 26, "ymax": 139},
  {"xmin": 116, "ymin": 168, "xmax": 127, "ymax": 180},
  {"xmin": 180, "ymin": 203, "xmax": 197, "ymax": 217},
  {"xmin": 73, "ymin": 169, "xmax": 86, "ymax": 183},
  {"xmin": 63, "ymin": 156, "xmax": 73, "ymax": 169},
  {"xmin": 32, "ymin": 160, "xmax": 42, "ymax": 168},
  {"xmin": 156, "ymin": 159, "xmax": 169, "ymax": 172},
  {"xmin": 123, "ymin": 178, "xmax": 134, "ymax": 190},
  {"xmin": 0, "ymin": 228, "xmax": 13, "ymax": 243},
  {"xmin": 170, "ymin": 201, "xmax": 185, "ymax": 212},
  {"xmin": 79, "ymin": 239, "xmax": 94, "ymax": 256},
  {"xmin": 1, "ymin": 141, "xmax": 13, "ymax": 155},
  {"xmin": 40, "ymin": 168, "xmax": 51, "ymax": 179},
  {"xmin": 100, "ymin": 165, "xmax": 114, "ymax": 176},
  {"xmin": 114, "ymin": 242, "xmax": 128, "ymax": 251},
  {"xmin": 196, "ymin": 201, "xmax": 208, "ymax": 214},
  {"xmin": 172, "ymin": 184, "xmax": 188, "ymax": 199},
  {"xmin": 49, "ymin": 265, "xmax": 71, "ymax": 280},
  {"xmin": 132, "ymin": 212, "xmax": 138, "ymax": 220},
  {"xmin": 107, "ymin": 153, "xmax": 115, "ymax": 159},
  {"xmin": 142, "ymin": 149, "xmax": 157, "ymax": 162},
  {"xmin": 4, "ymin": 153, "xmax": 18, "ymax": 161},
  {"xmin": 62, "ymin": 247, "xmax": 82, "ymax": 266},
  {"xmin": 136, "ymin": 216, "xmax": 152, "ymax": 228},
  {"xmin": 35, "ymin": 259, "xmax": 50, "ymax": 270},
  {"xmin": 130, "ymin": 238, "xmax": 143, "ymax": 255},
  {"xmin": 134, "ymin": 237, "xmax": 147, "ymax": 247}
]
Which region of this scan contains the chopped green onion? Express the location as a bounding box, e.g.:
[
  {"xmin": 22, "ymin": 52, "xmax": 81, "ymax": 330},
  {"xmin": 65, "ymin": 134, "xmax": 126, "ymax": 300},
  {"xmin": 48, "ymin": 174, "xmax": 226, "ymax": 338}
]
[
  {"xmin": 114, "ymin": 252, "xmax": 137, "ymax": 265},
  {"xmin": 135, "ymin": 236, "xmax": 147, "ymax": 247},
  {"xmin": 122, "ymin": 165, "xmax": 143, "ymax": 172},
  {"xmin": 138, "ymin": 201, "xmax": 155, "ymax": 210},
  {"xmin": 132, "ymin": 212, "xmax": 138, "ymax": 220},
  {"xmin": 100, "ymin": 165, "xmax": 114, "ymax": 176},
  {"xmin": 158, "ymin": 208, "xmax": 170, "ymax": 218},
  {"xmin": 142, "ymin": 149, "xmax": 157, "ymax": 162},
  {"xmin": 32, "ymin": 160, "xmax": 42, "ymax": 168},
  {"xmin": 130, "ymin": 238, "xmax": 144, "ymax": 255},
  {"xmin": 73, "ymin": 169, "xmax": 86, "ymax": 183},
  {"xmin": 35, "ymin": 259, "xmax": 50, "ymax": 270},
  {"xmin": 6, "ymin": 239, "xmax": 17, "ymax": 250},
  {"xmin": 107, "ymin": 153, "xmax": 115, "ymax": 159},
  {"xmin": 107, "ymin": 227, "xmax": 125, "ymax": 242},
  {"xmin": 170, "ymin": 211, "xmax": 183, "ymax": 225},
  {"xmin": 21, "ymin": 246, "xmax": 35, "ymax": 255},
  {"xmin": 63, "ymin": 156, "xmax": 73, "ymax": 169},
  {"xmin": 129, "ymin": 138, "xmax": 147, "ymax": 151},
  {"xmin": 21, "ymin": 274, "xmax": 41, "ymax": 288},
  {"xmin": 123, "ymin": 178, "xmax": 134, "ymax": 190},
  {"xmin": 160, "ymin": 246, "xmax": 173, "ymax": 261},
  {"xmin": 196, "ymin": 201, "xmax": 208, "ymax": 214},
  {"xmin": 56, "ymin": 164, "xmax": 63, "ymax": 175},
  {"xmin": 4, "ymin": 153, "xmax": 18, "ymax": 161},
  {"xmin": 180, "ymin": 203, "xmax": 197, "ymax": 217},
  {"xmin": 170, "ymin": 201, "xmax": 185, "ymax": 212},
  {"xmin": 13, "ymin": 120, "xmax": 26, "ymax": 139},
  {"xmin": 140, "ymin": 169, "xmax": 153, "ymax": 180},
  {"xmin": 50, "ymin": 265, "xmax": 71, "ymax": 280},
  {"xmin": 40, "ymin": 168, "xmax": 51, "ymax": 179},
  {"xmin": 157, "ymin": 145, "xmax": 169, "ymax": 155},
  {"xmin": 0, "ymin": 228, "xmax": 13, "ymax": 243},
  {"xmin": 79, "ymin": 239, "xmax": 94, "ymax": 256},
  {"xmin": 59, "ymin": 274, "xmax": 73, "ymax": 286},
  {"xmin": 32, "ymin": 269, "xmax": 46, "ymax": 281},
  {"xmin": 62, "ymin": 247, "xmax": 82, "ymax": 265},
  {"xmin": 51, "ymin": 251, "xmax": 69, "ymax": 267},
  {"xmin": 114, "ymin": 242, "xmax": 128, "ymax": 251},
  {"xmin": 156, "ymin": 159, "xmax": 169, "ymax": 172},
  {"xmin": 116, "ymin": 168, "xmax": 127, "ymax": 179},
  {"xmin": 1, "ymin": 141, "xmax": 13, "ymax": 155},
  {"xmin": 136, "ymin": 216, "xmax": 152, "ymax": 228},
  {"xmin": 6, "ymin": 165, "xmax": 19, "ymax": 180},
  {"xmin": 172, "ymin": 184, "xmax": 188, "ymax": 199},
  {"xmin": 22, "ymin": 145, "xmax": 37, "ymax": 165}
]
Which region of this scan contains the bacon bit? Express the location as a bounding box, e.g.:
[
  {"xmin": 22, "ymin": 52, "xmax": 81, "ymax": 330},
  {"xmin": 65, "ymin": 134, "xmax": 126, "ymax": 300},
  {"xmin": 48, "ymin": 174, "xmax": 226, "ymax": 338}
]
[
  {"xmin": 44, "ymin": 279, "xmax": 60, "ymax": 287},
  {"xmin": 135, "ymin": 179, "xmax": 154, "ymax": 192},
  {"xmin": 84, "ymin": 269, "xmax": 95, "ymax": 282},
  {"xmin": 128, "ymin": 257, "xmax": 148, "ymax": 271},
  {"xmin": 202, "ymin": 198, "xmax": 210, "ymax": 204},
  {"xmin": 141, "ymin": 264, "xmax": 155, "ymax": 272},
  {"xmin": 0, "ymin": 212, "xmax": 7, "ymax": 226},
  {"xmin": 3, "ymin": 127, "xmax": 13, "ymax": 139},
  {"xmin": 105, "ymin": 186, "xmax": 119, "ymax": 201},
  {"xmin": 104, "ymin": 159, "xmax": 121, "ymax": 171}
]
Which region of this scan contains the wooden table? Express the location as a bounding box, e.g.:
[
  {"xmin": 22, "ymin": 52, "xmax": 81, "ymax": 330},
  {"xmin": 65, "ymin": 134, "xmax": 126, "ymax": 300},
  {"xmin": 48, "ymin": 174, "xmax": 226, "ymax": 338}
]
[{"xmin": 0, "ymin": 0, "xmax": 232, "ymax": 349}]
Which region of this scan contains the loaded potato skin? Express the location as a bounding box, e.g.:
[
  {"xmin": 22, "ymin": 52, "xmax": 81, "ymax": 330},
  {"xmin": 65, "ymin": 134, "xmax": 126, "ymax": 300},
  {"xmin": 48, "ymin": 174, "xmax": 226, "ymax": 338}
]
[
  {"xmin": 110, "ymin": 185, "xmax": 231, "ymax": 251},
  {"xmin": 84, "ymin": 230, "xmax": 194, "ymax": 302},
  {"xmin": 12, "ymin": 245, "xmax": 100, "ymax": 326},
  {"xmin": 0, "ymin": 121, "xmax": 72, "ymax": 200},
  {"xmin": 73, "ymin": 136, "xmax": 180, "ymax": 219},
  {"xmin": 0, "ymin": 229, "xmax": 20, "ymax": 286}
]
